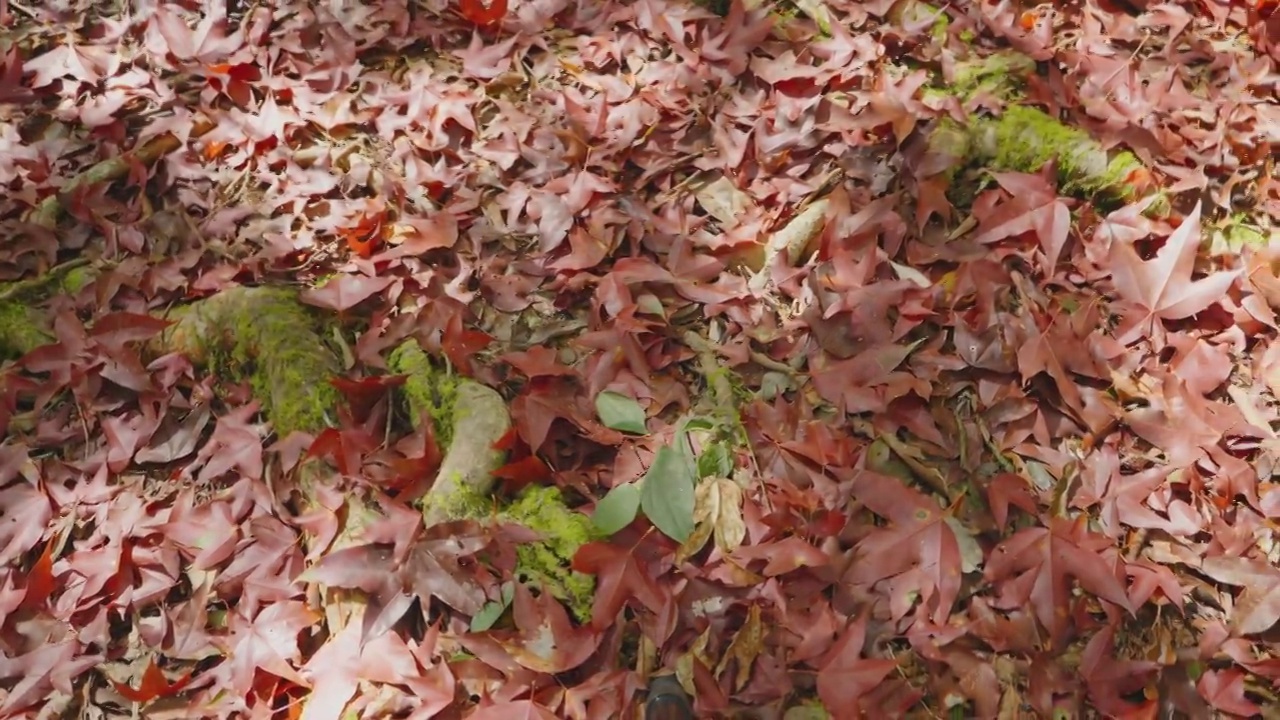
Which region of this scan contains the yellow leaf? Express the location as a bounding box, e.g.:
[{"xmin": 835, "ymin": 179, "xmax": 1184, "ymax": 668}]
[
  {"xmin": 714, "ymin": 603, "xmax": 764, "ymax": 692},
  {"xmin": 711, "ymin": 477, "xmax": 746, "ymax": 555}
]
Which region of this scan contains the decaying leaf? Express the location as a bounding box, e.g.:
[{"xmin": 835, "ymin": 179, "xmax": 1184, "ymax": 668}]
[{"xmin": 676, "ymin": 476, "xmax": 747, "ymax": 562}]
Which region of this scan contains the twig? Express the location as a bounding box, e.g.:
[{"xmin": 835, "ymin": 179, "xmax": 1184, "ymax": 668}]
[
  {"xmin": 29, "ymin": 118, "xmax": 214, "ymax": 229},
  {"xmin": 0, "ymin": 257, "xmax": 91, "ymax": 302}
]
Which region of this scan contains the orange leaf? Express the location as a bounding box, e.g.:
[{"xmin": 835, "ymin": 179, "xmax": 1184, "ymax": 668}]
[
  {"xmin": 458, "ymin": 0, "xmax": 507, "ymax": 27},
  {"xmin": 339, "ymin": 213, "xmax": 386, "ymax": 258},
  {"xmin": 21, "ymin": 539, "xmax": 56, "ymax": 610},
  {"xmin": 113, "ymin": 659, "xmax": 192, "ymax": 703},
  {"xmin": 201, "ymin": 141, "xmax": 228, "ymax": 161}
]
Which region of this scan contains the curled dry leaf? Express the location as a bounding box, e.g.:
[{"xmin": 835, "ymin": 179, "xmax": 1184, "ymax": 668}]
[{"xmin": 676, "ymin": 476, "xmax": 747, "ymax": 563}]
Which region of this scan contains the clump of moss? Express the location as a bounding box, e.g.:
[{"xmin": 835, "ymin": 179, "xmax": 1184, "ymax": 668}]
[
  {"xmin": 950, "ymin": 51, "xmax": 1035, "ymax": 99},
  {"xmin": 920, "ymin": 50, "xmax": 1145, "ymax": 204},
  {"xmin": 417, "ymin": 479, "xmax": 599, "ymax": 621},
  {"xmin": 978, "ymin": 105, "xmax": 1143, "ymax": 199},
  {"xmin": 500, "ymin": 485, "xmax": 601, "ymax": 622},
  {"xmin": 0, "ymin": 260, "xmax": 99, "ymax": 361},
  {"xmin": 60, "ymin": 265, "xmax": 95, "ymax": 295},
  {"xmin": 0, "ymin": 301, "xmax": 53, "ymax": 361},
  {"xmin": 158, "ymin": 286, "xmax": 340, "ymax": 436},
  {"xmin": 388, "ymin": 340, "xmax": 460, "ymax": 448}
]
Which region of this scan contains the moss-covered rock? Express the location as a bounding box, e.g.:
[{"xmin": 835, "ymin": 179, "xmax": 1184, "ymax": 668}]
[
  {"xmin": 976, "ymin": 105, "xmax": 1144, "ymax": 199},
  {"xmin": 154, "ymin": 285, "xmax": 340, "ymax": 436},
  {"xmin": 387, "ymin": 341, "xmax": 596, "ymax": 615},
  {"xmin": 0, "ymin": 260, "xmax": 99, "ymax": 361}
]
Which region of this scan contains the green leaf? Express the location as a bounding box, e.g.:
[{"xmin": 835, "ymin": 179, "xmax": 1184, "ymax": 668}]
[
  {"xmin": 641, "ymin": 445, "xmax": 696, "ymax": 542},
  {"xmin": 593, "ymin": 483, "xmax": 641, "ymax": 535},
  {"xmin": 470, "ymin": 582, "xmax": 515, "ymax": 632},
  {"xmin": 595, "ymin": 391, "xmax": 648, "ymax": 434},
  {"xmin": 679, "ymin": 416, "xmax": 717, "ymax": 434},
  {"xmin": 697, "ymin": 442, "xmax": 734, "ymax": 479}
]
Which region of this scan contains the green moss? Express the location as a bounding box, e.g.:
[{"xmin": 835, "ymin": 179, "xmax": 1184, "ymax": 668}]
[
  {"xmin": 0, "ymin": 301, "xmax": 52, "ymax": 360},
  {"xmin": 418, "ymin": 481, "xmax": 599, "ymax": 621},
  {"xmin": 950, "ymin": 51, "xmax": 1035, "ymax": 100},
  {"xmin": 0, "ymin": 261, "xmax": 98, "ymax": 361},
  {"xmin": 163, "ymin": 287, "xmax": 340, "ymax": 436},
  {"xmin": 422, "ymin": 470, "xmax": 494, "ymax": 519},
  {"xmin": 388, "ymin": 340, "xmax": 460, "ymax": 447},
  {"xmin": 231, "ymin": 288, "xmax": 339, "ymax": 435},
  {"xmin": 783, "ymin": 701, "xmax": 831, "ymax": 720},
  {"xmin": 920, "ymin": 49, "xmax": 1145, "ymax": 205},
  {"xmin": 982, "ymin": 105, "xmax": 1142, "ymax": 199},
  {"xmin": 60, "ymin": 266, "xmax": 95, "ymax": 294},
  {"xmin": 500, "ymin": 486, "xmax": 601, "ymax": 622}
]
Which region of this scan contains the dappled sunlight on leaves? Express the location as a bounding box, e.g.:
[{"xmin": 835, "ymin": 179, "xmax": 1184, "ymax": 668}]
[{"xmin": 0, "ymin": 0, "xmax": 1279, "ymax": 716}]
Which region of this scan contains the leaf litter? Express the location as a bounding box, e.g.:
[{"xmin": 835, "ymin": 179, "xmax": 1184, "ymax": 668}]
[{"xmin": 1, "ymin": 0, "xmax": 1280, "ymax": 717}]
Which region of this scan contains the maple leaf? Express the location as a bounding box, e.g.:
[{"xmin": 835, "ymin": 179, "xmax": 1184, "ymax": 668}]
[
  {"xmin": 984, "ymin": 472, "xmax": 1039, "ymax": 531},
  {"xmin": 213, "ymin": 601, "xmax": 319, "ymax": 698},
  {"xmin": 0, "ymin": 474, "xmax": 52, "ymax": 566},
  {"xmin": 815, "ymin": 612, "xmax": 898, "ymax": 715},
  {"xmin": 136, "ymin": 404, "xmax": 211, "ymax": 463},
  {"xmin": 1197, "ymin": 555, "xmax": 1280, "ymax": 635},
  {"xmin": 0, "ymin": 640, "xmax": 102, "ymax": 715},
  {"xmin": 112, "ymin": 657, "xmax": 193, "ymax": 704},
  {"xmin": 984, "ymin": 517, "xmax": 1133, "ymax": 648},
  {"xmin": 571, "ymin": 541, "xmax": 672, "ymax": 634},
  {"xmin": 1078, "ymin": 625, "xmax": 1160, "ymax": 717},
  {"xmin": 970, "ymin": 172, "xmax": 1072, "ymax": 268},
  {"xmin": 467, "ymin": 700, "xmax": 559, "ymax": 720},
  {"xmin": 491, "ymin": 583, "xmax": 601, "ymax": 673},
  {"xmin": 1198, "ymin": 667, "xmax": 1262, "ymax": 716},
  {"xmin": 733, "ymin": 535, "xmax": 830, "ymax": 576},
  {"xmin": 0, "ymin": 46, "xmax": 36, "ymax": 103},
  {"xmin": 844, "ymin": 470, "xmax": 963, "ymax": 624},
  {"xmin": 301, "ymin": 529, "xmax": 492, "ymax": 618},
  {"xmin": 1107, "ymin": 202, "xmax": 1239, "ymax": 343},
  {"xmin": 193, "ymin": 404, "xmax": 264, "ymax": 483},
  {"xmin": 300, "ymin": 274, "xmax": 395, "ymax": 312},
  {"xmin": 458, "ymin": 0, "xmax": 508, "ymax": 28}
]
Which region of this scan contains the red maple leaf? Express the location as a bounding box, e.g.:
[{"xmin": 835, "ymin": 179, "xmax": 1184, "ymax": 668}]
[
  {"xmin": 843, "ymin": 470, "xmax": 962, "ymax": 624},
  {"xmin": 571, "ymin": 541, "xmax": 672, "ymax": 633},
  {"xmin": 458, "ymin": 0, "xmax": 508, "ymax": 28},
  {"xmin": 20, "ymin": 538, "xmax": 57, "ymax": 611},
  {"xmin": 984, "ymin": 516, "xmax": 1133, "ymax": 648},
  {"xmin": 815, "ymin": 612, "xmax": 898, "ymax": 714},
  {"xmin": 112, "ymin": 657, "xmax": 193, "ymax": 704},
  {"xmin": 300, "ymin": 274, "xmax": 394, "ymax": 312},
  {"xmin": 1107, "ymin": 201, "xmax": 1238, "ymax": 344},
  {"xmin": 467, "ymin": 700, "xmax": 559, "ymax": 720},
  {"xmin": 212, "ymin": 601, "xmax": 319, "ymax": 698},
  {"xmin": 493, "ymin": 583, "xmax": 601, "ymax": 673}
]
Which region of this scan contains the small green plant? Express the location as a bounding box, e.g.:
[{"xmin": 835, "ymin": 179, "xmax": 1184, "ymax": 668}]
[{"xmin": 592, "ymin": 414, "xmax": 735, "ymax": 542}]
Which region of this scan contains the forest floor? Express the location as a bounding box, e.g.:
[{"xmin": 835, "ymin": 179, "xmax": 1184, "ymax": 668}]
[{"xmin": 2, "ymin": 0, "xmax": 1280, "ymax": 718}]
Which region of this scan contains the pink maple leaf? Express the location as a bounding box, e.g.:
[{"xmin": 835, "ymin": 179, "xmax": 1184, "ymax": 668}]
[
  {"xmin": 1107, "ymin": 202, "xmax": 1238, "ymax": 343},
  {"xmin": 815, "ymin": 612, "xmax": 898, "ymax": 715},
  {"xmin": 213, "ymin": 600, "xmax": 319, "ymax": 698}
]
